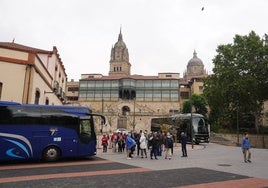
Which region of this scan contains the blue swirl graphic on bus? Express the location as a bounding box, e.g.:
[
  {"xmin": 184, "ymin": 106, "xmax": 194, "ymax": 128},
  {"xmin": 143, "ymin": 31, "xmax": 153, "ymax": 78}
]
[
  {"xmin": 6, "ymin": 148, "xmax": 24, "ymax": 159},
  {"xmin": 4, "ymin": 139, "xmax": 30, "ymax": 158},
  {"xmin": 0, "ymin": 132, "xmax": 33, "ymax": 159}
]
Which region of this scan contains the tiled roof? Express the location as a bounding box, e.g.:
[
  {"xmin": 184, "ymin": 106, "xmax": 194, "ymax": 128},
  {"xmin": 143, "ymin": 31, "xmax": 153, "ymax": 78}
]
[
  {"xmin": 80, "ymin": 74, "xmax": 179, "ymax": 81},
  {"xmin": 0, "ymin": 42, "xmax": 51, "ymax": 53}
]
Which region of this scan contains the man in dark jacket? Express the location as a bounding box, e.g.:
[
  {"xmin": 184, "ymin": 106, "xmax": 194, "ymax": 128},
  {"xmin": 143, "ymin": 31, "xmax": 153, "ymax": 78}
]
[
  {"xmin": 180, "ymin": 132, "xmax": 187, "ymax": 157},
  {"xmin": 148, "ymin": 132, "xmax": 158, "ymax": 160}
]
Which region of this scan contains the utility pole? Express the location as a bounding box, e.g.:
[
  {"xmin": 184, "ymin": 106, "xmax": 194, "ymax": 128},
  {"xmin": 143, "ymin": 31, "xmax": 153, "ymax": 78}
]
[{"xmin": 189, "ymin": 79, "xmax": 194, "ymax": 149}]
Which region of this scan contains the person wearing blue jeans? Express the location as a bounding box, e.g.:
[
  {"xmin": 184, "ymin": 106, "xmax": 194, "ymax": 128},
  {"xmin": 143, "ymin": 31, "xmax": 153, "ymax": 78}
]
[{"xmin": 241, "ymin": 132, "xmax": 251, "ymax": 163}]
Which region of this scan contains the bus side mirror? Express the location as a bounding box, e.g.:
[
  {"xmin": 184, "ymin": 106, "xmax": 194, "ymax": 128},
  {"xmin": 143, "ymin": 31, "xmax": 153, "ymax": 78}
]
[{"xmin": 92, "ymin": 114, "xmax": 106, "ymax": 125}]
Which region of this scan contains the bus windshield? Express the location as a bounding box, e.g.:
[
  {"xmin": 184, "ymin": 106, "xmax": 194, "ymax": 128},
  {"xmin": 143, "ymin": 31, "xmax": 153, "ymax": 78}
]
[{"xmin": 193, "ymin": 117, "xmax": 207, "ymax": 134}]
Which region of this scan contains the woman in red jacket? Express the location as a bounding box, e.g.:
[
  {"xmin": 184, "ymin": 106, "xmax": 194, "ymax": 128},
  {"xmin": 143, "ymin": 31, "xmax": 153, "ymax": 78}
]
[{"xmin": 101, "ymin": 134, "xmax": 109, "ymax": 152}]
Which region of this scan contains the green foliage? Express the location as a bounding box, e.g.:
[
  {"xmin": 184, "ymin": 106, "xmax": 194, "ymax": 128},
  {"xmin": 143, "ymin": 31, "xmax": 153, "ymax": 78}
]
[
  {"xmin": 182, "ymin": 100, "xmax": 191, "ymax": 113},
  {"xmin": 203, "ymin": 31, "xmax": 268, "ymax": 133},
  {"xmin": 259, "ymin": 126, "xmax": 268, "ymax": 134},
  {"xmin": 210, "ymin": 123, "xmax": 221, "ymax": 133},
  {"xmin": 191, "ymin": 94, "xmax": 208, "ymax": 116},
  {"xmin": 182, "ymin": 94, "xmax": 208, "ymax": 116}
]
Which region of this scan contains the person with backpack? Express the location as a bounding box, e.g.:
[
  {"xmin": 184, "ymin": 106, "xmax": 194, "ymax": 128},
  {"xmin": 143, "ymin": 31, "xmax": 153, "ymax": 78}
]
[
  {"xmin": 164, "ymin": 132, "xmax": 174, "ymax": 160},
  {"xmin": 126, "ymin": 132, "xmax": 136, "ymax": 159}
]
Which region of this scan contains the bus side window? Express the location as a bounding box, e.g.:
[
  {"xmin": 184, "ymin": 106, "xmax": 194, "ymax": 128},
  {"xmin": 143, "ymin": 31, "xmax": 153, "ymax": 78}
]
[
  {"xmin": 0, "ymin": 107, "xmax": 12, "ymax": 124},
  {"xmin": 80, "ymin": 120, "xmax": 91, "ymax": 136},
  {"xmin": 79, "ymin": 119, "xmax": 92, "ymax": 144}
]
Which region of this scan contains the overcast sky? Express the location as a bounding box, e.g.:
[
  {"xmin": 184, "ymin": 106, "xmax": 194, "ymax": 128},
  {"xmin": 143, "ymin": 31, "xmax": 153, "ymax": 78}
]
[{"xmin": 1, "ymin": 0, "xmax": 267, "ymax": 81}]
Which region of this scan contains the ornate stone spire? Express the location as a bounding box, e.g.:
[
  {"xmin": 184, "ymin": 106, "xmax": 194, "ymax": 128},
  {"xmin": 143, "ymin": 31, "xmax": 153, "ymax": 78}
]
[
  {"xmin": 118, "ymin": 27, "xmax": 123, "ymax": 41},
  {"xmin": 109, "ymin": 28, "xmax": 131, "ymax": 76}
]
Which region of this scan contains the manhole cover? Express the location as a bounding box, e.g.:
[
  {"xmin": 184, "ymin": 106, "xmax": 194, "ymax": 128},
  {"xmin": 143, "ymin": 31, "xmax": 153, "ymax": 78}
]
[{"xmin": 218, "ymin": 164, "xmax": 232, "ymax": 167}]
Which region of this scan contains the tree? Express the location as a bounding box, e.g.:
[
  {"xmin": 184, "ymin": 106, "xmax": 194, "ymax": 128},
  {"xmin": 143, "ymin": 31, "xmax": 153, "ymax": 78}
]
[
  {"xmin": 191, "ymin": 94, "xmax": 208, "ymax": 116},
  {"xmin": 182, "ymin": 94, "xmax": 208, "ymax": 116},
  {"xmin": 182, "ymin": 100, "xmax": 191, "ymax": 113},
  {"xmin": 203, "ymin": 31, "xmax": 268, "ymax": 133},
  {"xmin": 128, "ymin": 115, "xmax": 137, "ymax": 131}
]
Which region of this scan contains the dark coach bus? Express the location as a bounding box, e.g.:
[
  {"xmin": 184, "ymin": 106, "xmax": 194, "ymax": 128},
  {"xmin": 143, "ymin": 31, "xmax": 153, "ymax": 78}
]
[{"xmin": 151, "ymin": 113, "xmax": 210, "ymax": 144}]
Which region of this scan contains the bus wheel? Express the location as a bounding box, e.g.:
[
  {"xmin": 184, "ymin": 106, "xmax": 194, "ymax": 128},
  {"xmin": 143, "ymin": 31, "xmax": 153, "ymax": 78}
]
[{"xmin": 42, "ymin": 146, "xmax": 60, "ymax": 162}]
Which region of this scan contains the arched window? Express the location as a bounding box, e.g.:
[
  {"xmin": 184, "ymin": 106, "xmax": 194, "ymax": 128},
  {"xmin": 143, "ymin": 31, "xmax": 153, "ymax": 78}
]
[
  {"xmin": 122, "ymin": 106, "xmax": 130, "ymax": 116},
  {"xmin": 34, "ymin": 90, "xmax": 40, "ymax": 104}
]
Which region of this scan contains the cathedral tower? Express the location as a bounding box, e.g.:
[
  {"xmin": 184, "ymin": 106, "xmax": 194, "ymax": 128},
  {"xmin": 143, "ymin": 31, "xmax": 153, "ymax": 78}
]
[{"xmin": 109, "ymin": 29, "xmax": 131, "ymax": 76}]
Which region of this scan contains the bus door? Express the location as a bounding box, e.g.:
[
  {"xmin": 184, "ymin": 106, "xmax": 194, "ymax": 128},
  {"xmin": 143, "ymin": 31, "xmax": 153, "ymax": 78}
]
[{"xmin": 77, "ymin": 117, "xmax": 96, "ymax": 156}]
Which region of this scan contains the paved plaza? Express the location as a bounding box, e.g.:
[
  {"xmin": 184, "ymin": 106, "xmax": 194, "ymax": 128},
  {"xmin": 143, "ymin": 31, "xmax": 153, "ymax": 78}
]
[
  {"xmin": 97, "ymin": 142, "xmax": 268, "ymax": 186},
  {"xmin": 0, "ymin": 142, "xmax": 267, "ymax": 188}
]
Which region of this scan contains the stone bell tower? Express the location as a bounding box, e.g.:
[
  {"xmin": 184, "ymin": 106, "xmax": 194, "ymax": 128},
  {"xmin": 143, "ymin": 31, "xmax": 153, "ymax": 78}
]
[{"xmin": 109, "ymin": 28, "xmax": 131, "ymax": 76}]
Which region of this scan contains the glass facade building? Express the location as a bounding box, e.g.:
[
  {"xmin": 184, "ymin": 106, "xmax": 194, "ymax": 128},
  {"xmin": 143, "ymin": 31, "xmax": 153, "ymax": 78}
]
[{"xmin": 79, "ymin": 77, "xmax": 179, "ymax": 102}]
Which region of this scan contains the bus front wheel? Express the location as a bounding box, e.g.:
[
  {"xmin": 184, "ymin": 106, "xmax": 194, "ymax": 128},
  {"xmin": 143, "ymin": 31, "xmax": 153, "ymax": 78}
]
[{"xmin": 42, "ymin": 146, "xmax": 60, "ymax": 162}]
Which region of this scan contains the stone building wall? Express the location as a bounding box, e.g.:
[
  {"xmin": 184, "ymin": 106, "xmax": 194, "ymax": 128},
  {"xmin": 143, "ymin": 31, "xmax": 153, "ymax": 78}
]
[
  {"xmin": 80, "ymin": 100, "xmax": 181, "ymax": 133},
  {"xmin": 215, "ymin": 133, "xmax": 268, "ymax": 149}
]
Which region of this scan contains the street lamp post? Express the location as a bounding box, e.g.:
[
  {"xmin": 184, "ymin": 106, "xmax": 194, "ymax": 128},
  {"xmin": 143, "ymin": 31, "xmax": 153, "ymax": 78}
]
[
  {"xmin": 236, "ymin": 100, "xmax": 239, "ymax": 146},
  {"xmin": 102, "ymin": 98, "xmax": 104, "ymax": 113},
  {"xmin": 190, "ymin": 103, "xmax": 194, "ymax": 149},
  {"xmin": 133, "ymin": 97, "xmax": 136, "ymax": 131},
  {"xmin": 189, "ymin": 80, "xmax": 194, "ymax": 149},
  {"xmin": 72, "ymin": 89, "xmax": 75, "ymax": 106}
]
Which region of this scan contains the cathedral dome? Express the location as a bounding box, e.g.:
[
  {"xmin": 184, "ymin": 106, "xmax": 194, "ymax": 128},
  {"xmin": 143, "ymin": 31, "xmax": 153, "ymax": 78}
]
[
  {"xmin": 185, "ymin": 50, "xmax": 206, "ymax": 78},
  {"xmin": 187, "ymin": 50, "xmax": 203, "ymax": 66}
]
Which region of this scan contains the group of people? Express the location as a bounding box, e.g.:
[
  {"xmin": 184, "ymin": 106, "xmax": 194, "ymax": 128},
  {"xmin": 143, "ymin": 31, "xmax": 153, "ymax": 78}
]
[
  {"xmin": 100, "ymin": 131, "xmax": 126, "ymax": 153},
  {"xmin": 101, "ymin": 130, "xmax": 253, "ymax": 163},
  {"xmin": 101, "ymin": 129, "xmax": 189, "ymax": 160}
]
